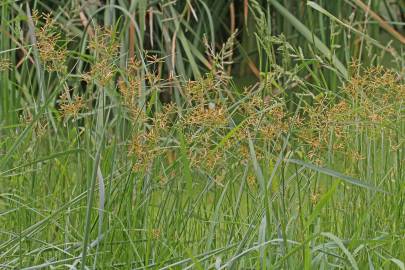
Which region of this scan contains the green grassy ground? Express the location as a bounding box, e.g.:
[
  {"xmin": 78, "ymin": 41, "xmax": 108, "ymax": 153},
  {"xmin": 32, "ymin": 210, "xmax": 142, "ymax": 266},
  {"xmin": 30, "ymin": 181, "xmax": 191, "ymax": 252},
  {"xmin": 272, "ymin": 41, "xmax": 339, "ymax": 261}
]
[{"xmin": 1, "ymin": 0, "xmax": 404, "ymax": 269}]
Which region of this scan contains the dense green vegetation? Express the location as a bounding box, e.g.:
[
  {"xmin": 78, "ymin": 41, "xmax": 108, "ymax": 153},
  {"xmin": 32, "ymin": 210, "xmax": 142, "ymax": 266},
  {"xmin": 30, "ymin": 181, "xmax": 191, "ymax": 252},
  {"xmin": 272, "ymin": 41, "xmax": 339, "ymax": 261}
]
[{"xmin": 1, "ymin": 0, "xmax": 404, "ymax": 269}]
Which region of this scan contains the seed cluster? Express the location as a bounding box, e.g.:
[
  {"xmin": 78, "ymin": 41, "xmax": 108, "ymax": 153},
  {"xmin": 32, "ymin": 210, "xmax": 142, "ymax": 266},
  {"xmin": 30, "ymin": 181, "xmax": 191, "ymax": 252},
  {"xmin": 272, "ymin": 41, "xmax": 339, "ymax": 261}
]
[
  {"xmin": 33, "ymin": 11, "xmax": 67, "ymax": 73},
  {"xmin": 83, "ymin": 26, "xmax": 120, "ymax": 86},
  {"xmin": 22, "ymin": 13, "xmax": 405, "ymax": 186},
  {"xmin": 0, "ymin": 58, "xmax": 11, "ymax": 71},
  {"xmin": 59, "ymin": 88, "xmax": 85, "ymax": 119}
]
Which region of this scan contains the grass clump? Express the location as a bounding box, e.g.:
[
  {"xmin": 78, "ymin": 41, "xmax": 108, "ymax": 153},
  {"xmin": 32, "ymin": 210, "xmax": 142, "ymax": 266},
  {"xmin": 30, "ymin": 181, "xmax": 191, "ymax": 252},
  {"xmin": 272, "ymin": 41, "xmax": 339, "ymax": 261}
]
[{"xmin": 1, "ymin": 1, "xmax": 404, "ymax": 269}]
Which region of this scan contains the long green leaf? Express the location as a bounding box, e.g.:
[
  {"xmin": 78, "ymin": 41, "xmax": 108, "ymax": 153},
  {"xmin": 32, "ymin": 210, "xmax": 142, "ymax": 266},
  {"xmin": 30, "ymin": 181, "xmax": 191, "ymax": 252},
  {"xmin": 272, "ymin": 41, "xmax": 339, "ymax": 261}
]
[
  {"xmin": 321, "ymin": 232, "xmax": 359, "ymax": 270},
  {"xmin": 287, "ymin": 159, "xmax": 387, "ymax": 193},
  {"xmin": 178, "ymin": 129, "xmax": 193, "ymax": 195}
]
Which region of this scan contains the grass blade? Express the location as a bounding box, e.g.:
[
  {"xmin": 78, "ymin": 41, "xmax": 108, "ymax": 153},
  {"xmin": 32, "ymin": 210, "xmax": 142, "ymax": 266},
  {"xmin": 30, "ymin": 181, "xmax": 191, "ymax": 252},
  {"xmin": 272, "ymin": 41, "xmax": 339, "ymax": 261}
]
[{"xmin": 286, "ymin": 159, "xmax": 387, "ymax": 193}]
